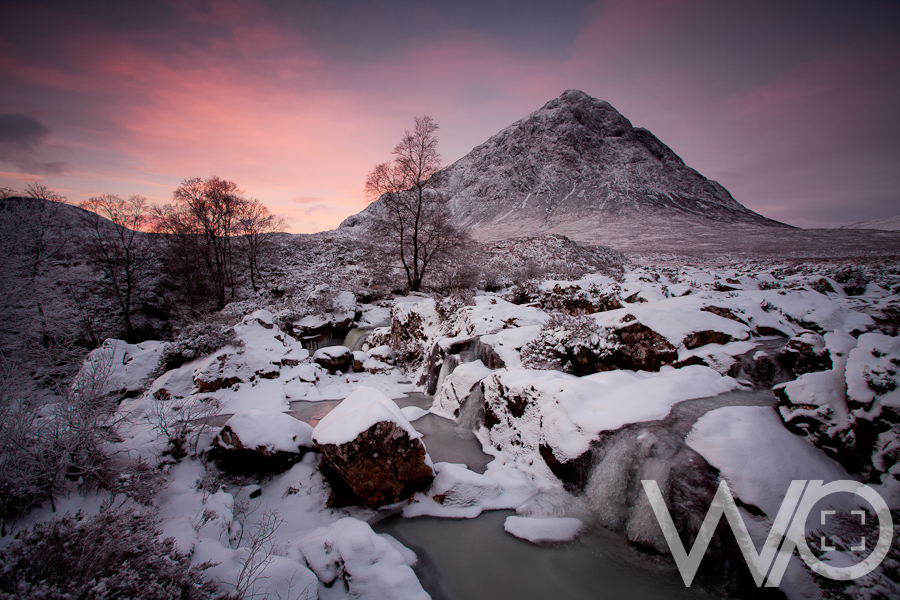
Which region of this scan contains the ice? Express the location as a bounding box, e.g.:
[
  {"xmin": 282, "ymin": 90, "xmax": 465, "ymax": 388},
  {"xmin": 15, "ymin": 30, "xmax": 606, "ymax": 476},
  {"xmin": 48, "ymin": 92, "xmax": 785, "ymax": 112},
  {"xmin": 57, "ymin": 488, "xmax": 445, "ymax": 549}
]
[
  {"xmin": 503, "ymin": 516, "xmax": 583, "ymax": 543},
  {"xmin": 431, "ymin": 359, "xmax": 491, "ymax": 419}
]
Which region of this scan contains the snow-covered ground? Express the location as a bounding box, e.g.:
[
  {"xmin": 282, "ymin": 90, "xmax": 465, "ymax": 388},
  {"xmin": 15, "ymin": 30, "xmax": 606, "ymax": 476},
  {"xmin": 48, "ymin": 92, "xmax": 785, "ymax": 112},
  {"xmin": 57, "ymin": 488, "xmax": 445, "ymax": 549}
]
[{"xmin": 3, "ymin": 261, "xmax": 899, "ymax": 599}]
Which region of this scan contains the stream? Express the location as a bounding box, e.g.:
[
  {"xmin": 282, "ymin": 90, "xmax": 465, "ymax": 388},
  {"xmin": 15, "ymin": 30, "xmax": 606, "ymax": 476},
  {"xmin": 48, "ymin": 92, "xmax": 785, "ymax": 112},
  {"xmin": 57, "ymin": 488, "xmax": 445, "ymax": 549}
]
[{"xmin": 289, "ymin": 388, "xmax": 780, "ymax": 599}]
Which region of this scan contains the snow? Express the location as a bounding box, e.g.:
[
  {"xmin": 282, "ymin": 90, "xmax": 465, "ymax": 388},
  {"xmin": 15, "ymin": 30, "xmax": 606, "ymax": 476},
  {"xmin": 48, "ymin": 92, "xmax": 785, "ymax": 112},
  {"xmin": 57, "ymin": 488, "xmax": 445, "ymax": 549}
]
[
  {"xmin": 221, "ymin": 410, "xmax": 313, "ymax": 451},
  {"xmin": 367, "ymin": 345, "xmax": 394, "ymax": 362},
  {"xmin": 592, "ymin": 295, "xmax": 751, "ymax": 349},
  {"xmin": 358, "ymin": 304, "xmax": 391, "ymax": 327},
  {"xmin": 401, "ymin": 406, "xmax": 429, "ymax": 421},
  {"xmin": 312, "ymin": 386, "xmax": 424, "ymax": 446},
  {"xmin": 686, "ymin": 406, "xmax": 853, "ymax": 517},
  {"xmin": 484, "ymin": 365, "xmax": 742, "ymax": 466},
  {"xmin": 503, "ymin": 516, "xmax": 583, "ymax": 543},
  {"xmin": 17, "ymin": 258, "xmax": 900, "ymax": 600},
  {"xmin": 292, "ymin": 517, "xmax": 430, "ymax": 600},
  {"xmin": 313, "ymin": 345, "xmax": 351, "ymax": 361},
  {"xmin": 74, "ymin": 338, "xmax": 169, "ymax": 395},
  {"xmin": 479, "ymin": 325, "xmax": 542, "ymax": 368},
  {"xmin": 846, "ymin": 332, "xmax": 900, "ymax": 408},
  {"xmin": 455, "ymin": 296, "xmax": 549, "ymax": 337}
]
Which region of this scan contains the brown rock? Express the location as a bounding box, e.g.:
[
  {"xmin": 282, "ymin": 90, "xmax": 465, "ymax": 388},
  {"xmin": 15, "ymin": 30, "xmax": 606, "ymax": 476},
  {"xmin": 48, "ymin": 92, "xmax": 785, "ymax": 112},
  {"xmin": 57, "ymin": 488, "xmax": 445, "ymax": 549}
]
[
  {"xmin": 779, "ymin": 331, "xmax": 832, "ymax": 376},
  {"xmin": 683, "ymin": 330, "xmax": 733, "ymax": 350},
  {"xmin": 313, "ymin": 345, "xmax": 352, "ymax": 374},
  {"xmin": 210, "ymin": 421, "xmax": 313, "ymax": 475},
  {"xmin": 316, "ymin": 421, "xmax": 434, "ymax": 508},
  {"xmin": 608, "ymin": 320, "xmax": 678, "ymax": 371}
]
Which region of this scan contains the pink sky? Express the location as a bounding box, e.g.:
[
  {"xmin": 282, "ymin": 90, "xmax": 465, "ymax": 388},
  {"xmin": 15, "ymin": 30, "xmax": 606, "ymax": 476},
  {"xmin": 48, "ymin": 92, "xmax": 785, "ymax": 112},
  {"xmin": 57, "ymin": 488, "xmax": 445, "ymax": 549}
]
[{"xmin": 1, "ymin": 0, "xmax": 898, "ymax": 231}]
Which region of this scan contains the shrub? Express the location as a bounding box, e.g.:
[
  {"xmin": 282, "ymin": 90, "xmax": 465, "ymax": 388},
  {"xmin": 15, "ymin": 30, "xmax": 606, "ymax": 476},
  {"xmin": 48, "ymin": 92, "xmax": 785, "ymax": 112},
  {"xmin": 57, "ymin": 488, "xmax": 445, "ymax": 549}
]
[
  {"xmin": 160, "ymin": 317, "xmax": 241, "ymax": 371},
  {"xmin": 0, "ymin": 509, "xmax": 219, "ymax": 600},
  {"xmin": 521, "ymin": 312, "xmax": 619, "ymax": 376}
]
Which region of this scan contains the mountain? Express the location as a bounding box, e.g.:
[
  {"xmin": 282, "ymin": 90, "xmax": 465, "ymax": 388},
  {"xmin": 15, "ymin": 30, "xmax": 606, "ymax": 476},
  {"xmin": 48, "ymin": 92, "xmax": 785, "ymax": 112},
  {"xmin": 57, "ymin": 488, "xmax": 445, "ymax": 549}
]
[
  {"xmin": 343, "ymin": 89, "xmax": 790, "ymax": 250},
  {"xmin": 842, "ymin": 215, "xmax": 900, "ymax": 231}
]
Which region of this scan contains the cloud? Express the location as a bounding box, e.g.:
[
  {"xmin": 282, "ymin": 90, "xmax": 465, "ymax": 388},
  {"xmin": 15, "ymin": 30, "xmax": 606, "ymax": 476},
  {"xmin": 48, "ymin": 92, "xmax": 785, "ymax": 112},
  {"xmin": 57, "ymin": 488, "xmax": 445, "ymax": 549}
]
[
  {"xmin": 0, "ymin": 114, "xmax": 70, "ymax": 174},
  {"xmin": 0, "ymin": 114, "xmax": 50, "ymax": 148}
]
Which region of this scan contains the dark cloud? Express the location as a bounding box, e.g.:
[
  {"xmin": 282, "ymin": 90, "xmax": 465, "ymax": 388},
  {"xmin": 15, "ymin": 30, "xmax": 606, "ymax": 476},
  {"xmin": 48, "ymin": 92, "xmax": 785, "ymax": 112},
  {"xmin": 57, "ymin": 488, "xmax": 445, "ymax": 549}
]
[
  {"xmin": 0, "ymin": 114, "xmax": 70, "ymax": 175},
  {"xmin": 0, "ymin": 114, "xmax": 50, "ymax": 149}
]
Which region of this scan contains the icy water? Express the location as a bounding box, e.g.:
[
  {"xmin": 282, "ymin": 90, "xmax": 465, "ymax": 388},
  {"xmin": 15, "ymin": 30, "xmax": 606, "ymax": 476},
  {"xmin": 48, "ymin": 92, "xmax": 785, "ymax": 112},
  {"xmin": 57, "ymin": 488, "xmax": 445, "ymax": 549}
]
[{"xmin": 289, "ymin": 389, "xmax": 779, "ymax": 600}]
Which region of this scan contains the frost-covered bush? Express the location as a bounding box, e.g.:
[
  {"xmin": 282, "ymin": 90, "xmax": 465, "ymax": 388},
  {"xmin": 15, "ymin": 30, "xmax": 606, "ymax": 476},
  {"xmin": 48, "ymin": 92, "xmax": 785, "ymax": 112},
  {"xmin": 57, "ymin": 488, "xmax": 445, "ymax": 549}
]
[
  {"xmin": 436, "ymin": 289, "xmax": 474, "ymax": 326},
  {"xmin": 0, "ymin": 509, "xmax": 219, "ymax": 600},
  {"xmin": 504, "ymin": 281, "xmax": 540, "ymax": 306},
  {"xmin": 160, "ymin": 317, "xmax": 241, "ymax": 371},
  {"xmin": 833, "ymin": 265, "xmax": 870, "ymax": 296},
  {"xmin": 521, "ymin": 312, "xmax": 618, "ymax": 376}
]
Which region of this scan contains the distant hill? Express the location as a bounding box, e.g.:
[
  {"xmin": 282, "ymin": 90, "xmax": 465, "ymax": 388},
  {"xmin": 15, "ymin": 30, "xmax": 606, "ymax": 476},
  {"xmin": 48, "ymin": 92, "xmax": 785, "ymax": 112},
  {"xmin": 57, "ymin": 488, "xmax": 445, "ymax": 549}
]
[{"xmin": 842, "ymin": 215, "xmax": 900, "ymax": 231}]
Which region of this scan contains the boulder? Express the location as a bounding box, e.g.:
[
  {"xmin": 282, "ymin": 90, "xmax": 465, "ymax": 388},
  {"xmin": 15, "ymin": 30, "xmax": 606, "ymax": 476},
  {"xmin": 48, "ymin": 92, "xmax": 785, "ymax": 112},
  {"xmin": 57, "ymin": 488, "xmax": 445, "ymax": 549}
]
[
  {"xmin": 779, "ymin": 330, "xmax": 832, "ymax": 376},
  {"xmin": 313, "ymin": 345, "xmax": 352, "ymax": 374},
  {"xmin": 351, "ymin": 350, "xmax": 367, "ymax": 372},
  {"xmin": 608, "ymin": 319, "xmax": 678, "ymax": 371},
  {"xmin": 312, "ymin": 387, "xmax": 434, "ymax": 507},
  {"xmin": 682, "ymin": 330, "xmax": 733, "ymax": 350},
  {"xmin": 210, "ymin": 410, "xmax": 314, "ymax": 474}
]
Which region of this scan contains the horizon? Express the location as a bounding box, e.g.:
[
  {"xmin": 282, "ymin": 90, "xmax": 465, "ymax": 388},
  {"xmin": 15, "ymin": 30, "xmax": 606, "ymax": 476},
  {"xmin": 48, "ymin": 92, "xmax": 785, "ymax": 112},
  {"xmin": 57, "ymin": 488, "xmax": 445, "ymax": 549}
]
[{"xmin": 1, "ymin": 0, "xmax": 898, "ymax": 233}]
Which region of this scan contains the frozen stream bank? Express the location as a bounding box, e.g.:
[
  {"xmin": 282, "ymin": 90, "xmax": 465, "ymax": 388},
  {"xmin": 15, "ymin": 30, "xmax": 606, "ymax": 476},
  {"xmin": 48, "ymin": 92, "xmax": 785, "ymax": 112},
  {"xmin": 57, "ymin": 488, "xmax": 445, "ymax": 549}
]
[{"xmin": 292, "ymin": 389, "xmax": 780, "ymax": 599}]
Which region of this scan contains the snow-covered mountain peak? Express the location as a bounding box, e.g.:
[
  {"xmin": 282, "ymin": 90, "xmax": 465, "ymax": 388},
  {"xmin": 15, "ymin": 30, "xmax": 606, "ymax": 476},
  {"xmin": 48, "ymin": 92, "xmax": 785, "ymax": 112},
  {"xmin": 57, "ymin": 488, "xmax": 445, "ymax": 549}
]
[{"xmin": 344, "ymin": 89, "xmax": 788, "ymax": 246}]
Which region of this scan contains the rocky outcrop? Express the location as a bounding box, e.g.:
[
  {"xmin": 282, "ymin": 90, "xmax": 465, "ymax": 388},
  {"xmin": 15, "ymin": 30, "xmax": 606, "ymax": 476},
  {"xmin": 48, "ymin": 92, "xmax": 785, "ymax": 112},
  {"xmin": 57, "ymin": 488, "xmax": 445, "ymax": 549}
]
[
  {"xmin": 776, "ymin": 332, "xmax": 900, "ymax": 481},
  {"xmin": 316, "ymin": 422, "xmax": 435, "ymax": 508},
  {"xmin": 682, "ymin": 330, "xmax": 733, "ymax": 350},
  {"xmin": 778, "ymin": 331, "xmax": 832, "ymax": 376}
]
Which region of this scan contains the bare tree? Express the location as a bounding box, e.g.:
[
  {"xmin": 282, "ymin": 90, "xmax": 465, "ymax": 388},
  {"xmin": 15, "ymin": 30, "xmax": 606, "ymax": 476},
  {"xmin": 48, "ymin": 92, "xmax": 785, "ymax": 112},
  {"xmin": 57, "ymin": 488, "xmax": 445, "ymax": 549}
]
[
  {"xmin": 155, "ymin": 176, "xmax": 247, "ymax": 310},
  {"xmin": 79, "ymin": 194, "xmax": 156, "ymax": 341},
  {"xmin": 237, "ymin": 198, "xmax": 286, "ymax": 292},
  {"xmin": 0, "ymin": 183, "xmax": 85, "ymax": 384},
  {"xmin": 365, "ymin": 116, "xmax": 466, "ymax": 292}
]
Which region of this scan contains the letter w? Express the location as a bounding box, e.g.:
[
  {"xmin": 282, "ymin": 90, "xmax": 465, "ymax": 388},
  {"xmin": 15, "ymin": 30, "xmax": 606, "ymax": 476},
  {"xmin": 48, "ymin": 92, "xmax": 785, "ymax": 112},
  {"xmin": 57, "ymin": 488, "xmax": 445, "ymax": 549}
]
[{"xmin": 641, "ymin": 479, "xmax": 806, "ymax": 587}]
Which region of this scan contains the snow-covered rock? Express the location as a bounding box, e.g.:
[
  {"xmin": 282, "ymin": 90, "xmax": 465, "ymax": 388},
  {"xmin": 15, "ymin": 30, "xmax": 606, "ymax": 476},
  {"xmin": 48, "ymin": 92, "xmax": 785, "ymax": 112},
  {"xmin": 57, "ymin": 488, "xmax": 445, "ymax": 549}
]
[
  {"xmin": 481, "ymin": 366, "xmax": 741, "ymax": 489},
  {"xmin": 74, "ymin": 338, "xmax": 169, "ymax": 397},
  {"xmin": 313, "ymin": 345, "xmax": 352, "ymax": 374},
  {"xmin": 779, "ymin": 330, "xmax": 833, "ymax": 376},
  {"xmin": 293, "ymin": 517, "xmax": 429, "ymax": 600},
  {"xmin": 402, "ymin": 461, "xmax": 537, "ymax": 519},
  {"xmin": 312, "ymin": 387, "xmax": 434, "ymax": 507},
  {"xmin": 776, "ymin": 332, "xmax": 900, "ymax": 485},
  {"xmin": 210, "ymin": 410, "xmax": 314, "ymax": 474},
  {"xmin": 432, "ymin": 360, "xmax": 492, "ymax": 419},
  {"xmin": 687, "ymin": 406, "xmax": 852, "ymax": 517}
]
